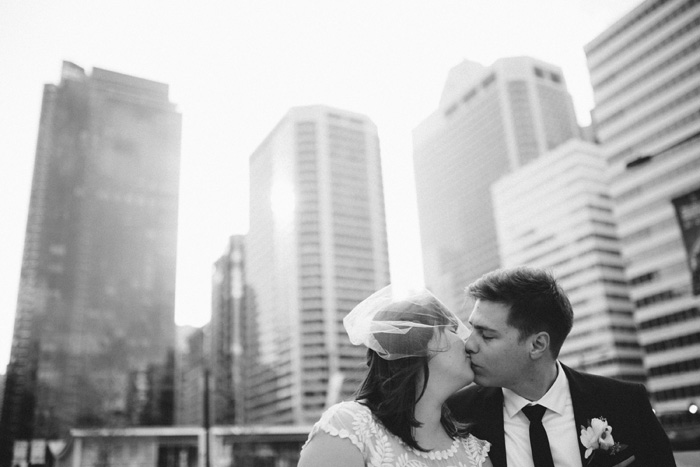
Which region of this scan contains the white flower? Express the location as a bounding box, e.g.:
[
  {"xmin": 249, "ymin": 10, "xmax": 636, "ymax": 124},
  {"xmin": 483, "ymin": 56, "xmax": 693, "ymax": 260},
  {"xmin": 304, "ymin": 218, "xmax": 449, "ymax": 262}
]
[
  {"xmin": 598, "ymin": 429, "xmax": 615, "ymax": 450},
  {"xmin": 579, "ymin": 418, "xmax": 614, "ymax": 459}
]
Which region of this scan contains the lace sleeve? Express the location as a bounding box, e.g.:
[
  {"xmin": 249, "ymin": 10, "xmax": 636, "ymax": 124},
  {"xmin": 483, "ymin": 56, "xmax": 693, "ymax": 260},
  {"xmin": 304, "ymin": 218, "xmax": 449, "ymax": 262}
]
[
  {"xmin": 302, "ymin": 401, "xmax": 375, "ymax": 456},
  {"xmin": 463, "ymin": 434, "xmax": 491, "ymax": 466}
]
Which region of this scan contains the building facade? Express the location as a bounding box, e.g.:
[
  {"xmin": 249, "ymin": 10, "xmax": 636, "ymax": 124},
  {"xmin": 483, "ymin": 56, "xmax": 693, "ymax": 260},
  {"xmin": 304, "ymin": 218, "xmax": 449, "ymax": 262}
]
[
  {"xmin": 412, "ymin": 57, "xmax": 580, "ymax": 311},
  {"xmin": 492, "ymin": 139, "xmax": 646, "ymax": 381},
  {"xmin": 585, "ymin": 0, "xmax": 700, "ymax": 419},
  {"xmin": 51, "ymin": 425, "xmax": 310, "ymax": 467},
  {"xmin": 1, "ymin": 61, "xmax": 181, "ymax": 464},
  {"xmin": 174, "ymin": 326, "xmax": 207, "ymax": 427},
  {"xmin": 246, "ymin": 105, "xmax": 390, "ymax": 425},
  {"xmin": 210, "ymin": 235, "xmax": 250, "ymax": 425}
]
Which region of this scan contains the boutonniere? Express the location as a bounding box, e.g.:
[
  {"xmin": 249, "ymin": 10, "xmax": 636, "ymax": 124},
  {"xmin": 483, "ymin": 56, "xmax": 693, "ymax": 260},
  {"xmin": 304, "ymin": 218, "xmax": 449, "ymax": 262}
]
[{"xmin": 579, "ymin": 417, "xmax": 628, "ymax": 465}]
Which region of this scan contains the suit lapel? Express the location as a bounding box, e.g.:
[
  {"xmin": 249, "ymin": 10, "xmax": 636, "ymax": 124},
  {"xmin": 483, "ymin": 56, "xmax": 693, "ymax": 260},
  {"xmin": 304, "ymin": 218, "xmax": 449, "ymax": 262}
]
[
  {"xmin": 478, "ymin": 387, "xmax": 507, "ymax": 467},
  {"xmin": 562, "ymin": 364, "xmax": 593, "ymax": 464}
]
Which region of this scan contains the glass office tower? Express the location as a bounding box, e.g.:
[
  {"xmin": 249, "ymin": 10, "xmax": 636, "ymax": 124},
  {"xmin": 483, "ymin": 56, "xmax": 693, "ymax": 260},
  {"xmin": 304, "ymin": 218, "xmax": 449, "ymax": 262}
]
[{"xmin": 1, "ymin": 62, "xmax": 181, "ymax": 464}]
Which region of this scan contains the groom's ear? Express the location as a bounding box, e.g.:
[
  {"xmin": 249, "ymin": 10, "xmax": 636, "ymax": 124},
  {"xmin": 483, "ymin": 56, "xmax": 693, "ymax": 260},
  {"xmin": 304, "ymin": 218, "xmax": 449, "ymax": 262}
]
[{"xmin": 529, "ymin": 332, "xmax": 550, "ymax": 360}]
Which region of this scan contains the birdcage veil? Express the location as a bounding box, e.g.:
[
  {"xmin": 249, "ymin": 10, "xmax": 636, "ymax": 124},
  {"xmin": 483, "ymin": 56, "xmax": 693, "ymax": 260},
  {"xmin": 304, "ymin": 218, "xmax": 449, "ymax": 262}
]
[{"xmin": 343, "ymin": 284, "xmax": 470, "ymax": 360}]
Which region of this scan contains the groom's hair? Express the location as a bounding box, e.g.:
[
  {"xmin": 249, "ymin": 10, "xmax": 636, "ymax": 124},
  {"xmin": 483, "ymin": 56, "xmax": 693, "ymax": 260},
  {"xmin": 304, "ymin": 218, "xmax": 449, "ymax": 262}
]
[{"xmin": 466, "ymin": 266, "xmax": 573, "ymax": 357}]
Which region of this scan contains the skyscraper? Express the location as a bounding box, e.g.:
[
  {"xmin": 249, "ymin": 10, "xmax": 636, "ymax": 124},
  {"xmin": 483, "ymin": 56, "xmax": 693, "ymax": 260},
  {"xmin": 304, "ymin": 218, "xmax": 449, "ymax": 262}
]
[
  {"xmin": 210, "ymin": 235, "xmax": 250, "ymax": 425},
  {"xmin": 492, "ymin": 139, "xmax": 645, "ymax": 381},
  {"xmin": 245, "ymin": 105, "xmax": 389, "ymax": 425},
  {"xmin": 174, "ymin": 326, "xmax": 207, "ymax": 426},
  {"xmin": 412, "ymin": 57, "xmax": 580, "ymax": 311},
  {"xmin": 585, "ymin": 0, "xmax": 700, "ymax": 421},
  {"xmin": 1, "ymin": 61, "xmax": 181, "ymax": 461}
]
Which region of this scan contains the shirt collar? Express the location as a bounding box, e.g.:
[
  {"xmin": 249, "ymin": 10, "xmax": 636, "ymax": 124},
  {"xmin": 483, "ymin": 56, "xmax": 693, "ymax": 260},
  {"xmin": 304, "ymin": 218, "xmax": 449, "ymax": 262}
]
[{"xmin": 502, "ymin": 361, "xmax": 569, "ymax": 418}]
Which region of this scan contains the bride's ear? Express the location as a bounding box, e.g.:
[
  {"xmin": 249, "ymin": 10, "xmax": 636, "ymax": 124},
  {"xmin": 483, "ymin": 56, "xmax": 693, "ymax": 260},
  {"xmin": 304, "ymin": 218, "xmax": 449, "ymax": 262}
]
[{"xmin": 529, "ymin": 332, "xmax": 550, "ymax": 360}]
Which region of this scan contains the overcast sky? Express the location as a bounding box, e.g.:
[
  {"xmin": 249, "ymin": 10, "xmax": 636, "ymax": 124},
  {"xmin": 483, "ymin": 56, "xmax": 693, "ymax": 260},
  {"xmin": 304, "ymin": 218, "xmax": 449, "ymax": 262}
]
[{"xmin": 0, "ymin": 0, "xmax": 643, "ymax": 369}]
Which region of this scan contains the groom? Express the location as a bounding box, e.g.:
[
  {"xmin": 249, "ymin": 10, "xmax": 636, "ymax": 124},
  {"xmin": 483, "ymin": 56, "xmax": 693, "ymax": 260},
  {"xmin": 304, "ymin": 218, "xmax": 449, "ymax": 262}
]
[{"xmin": 447, "ymin": 266, "xmax": 676, "ymax": 467}]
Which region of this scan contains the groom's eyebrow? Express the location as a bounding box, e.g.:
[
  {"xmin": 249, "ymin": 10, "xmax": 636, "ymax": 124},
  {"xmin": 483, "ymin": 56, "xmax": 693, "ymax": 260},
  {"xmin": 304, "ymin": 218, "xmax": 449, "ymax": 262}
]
[{"xmin": 470, "ymin": 323, "xmax": 497, "ymax": 333}]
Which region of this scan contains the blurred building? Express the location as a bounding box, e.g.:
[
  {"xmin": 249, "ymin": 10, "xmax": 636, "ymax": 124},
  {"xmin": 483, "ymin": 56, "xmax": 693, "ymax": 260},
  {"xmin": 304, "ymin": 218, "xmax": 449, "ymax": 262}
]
[
  {"xmin": 412, "ymin": 57, "xmax": 580, "ymax": 311},
  {"xmin": 1, "ymin": 61, "xmax": 181, "ymax": 465},
  {"xmin": 52, "ymin": 425, "xmax": 310, "ymax": 467},
  {"xmin": 246, "ymin": 105, "xmax": 390, "ymax": 424},
  {"xmin": 492, "ymin": 139, "xmax": 645, "ymax": 381},
  {"xmin": 210, "ymin": 235, "xmax": 251, "ymax": 425},
  {"xmin": 54, "ymin": 427, "xmax": 202, "ymax": 467},
  {"xmin": 585, "ymin": 0, "xmax": 700, "ymax": 420},
  {"xmin": 174, "ymin": 326, "xmax": 207, "ymax": 426},
  {"xmin": 126, "ymin": 351, "xmax": 175, "ymax": 427}
]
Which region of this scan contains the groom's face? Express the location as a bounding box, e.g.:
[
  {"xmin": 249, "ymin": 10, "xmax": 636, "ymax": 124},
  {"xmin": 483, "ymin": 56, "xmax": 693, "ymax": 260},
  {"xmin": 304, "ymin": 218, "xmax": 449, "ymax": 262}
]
[{"xmin": 465, "ymin": 299, "xmax": 531, "ymax": 390}]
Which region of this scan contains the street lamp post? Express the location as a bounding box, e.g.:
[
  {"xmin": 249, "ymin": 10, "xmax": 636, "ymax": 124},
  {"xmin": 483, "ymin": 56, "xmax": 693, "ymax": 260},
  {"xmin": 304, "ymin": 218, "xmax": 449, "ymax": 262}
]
[{"xmin": 203, "ymin": 367, "xmax": 210, "ymax": 467}]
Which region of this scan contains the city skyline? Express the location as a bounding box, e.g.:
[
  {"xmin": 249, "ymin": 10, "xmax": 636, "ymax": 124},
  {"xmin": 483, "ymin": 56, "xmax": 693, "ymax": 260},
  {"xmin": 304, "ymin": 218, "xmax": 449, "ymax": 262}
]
[{"xmin": 0, "ymin": 0, "xmax": 643, "ymax": 369}]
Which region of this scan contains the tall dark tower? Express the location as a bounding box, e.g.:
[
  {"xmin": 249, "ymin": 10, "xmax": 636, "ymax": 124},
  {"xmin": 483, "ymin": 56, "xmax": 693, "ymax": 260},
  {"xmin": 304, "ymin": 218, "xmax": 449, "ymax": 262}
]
[
  {"xmin": 1, "ymin": 61, "xmax": 181, "ymax": 465},
  {"xmin": 210, "ymin": 235, "xmax": 249, "ymax": 425}
]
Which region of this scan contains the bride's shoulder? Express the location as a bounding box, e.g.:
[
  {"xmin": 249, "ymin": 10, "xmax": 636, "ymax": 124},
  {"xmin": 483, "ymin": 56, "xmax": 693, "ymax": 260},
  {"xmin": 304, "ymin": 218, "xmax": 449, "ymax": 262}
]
[
  {"xmin": 305, "ymin": 401, "xmax": 377, "ymax": 453},
  {"xmin": 319, "ymin": 400, "xmax": 373, "ymax": 425},
  {"xmin": 461, "ymin": 433, "xmax": 491, "ymax": 463},
  {"xmin": 325, "ymin": 400, "xmax": 370, "ymax": 415}
]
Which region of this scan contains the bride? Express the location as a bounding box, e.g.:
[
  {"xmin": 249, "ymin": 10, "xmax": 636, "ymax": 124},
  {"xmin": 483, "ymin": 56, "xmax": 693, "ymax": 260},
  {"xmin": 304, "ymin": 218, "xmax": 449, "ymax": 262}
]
[{"xmin": 297, "ymin": 285, "xmax": 492, "ymax": 467}]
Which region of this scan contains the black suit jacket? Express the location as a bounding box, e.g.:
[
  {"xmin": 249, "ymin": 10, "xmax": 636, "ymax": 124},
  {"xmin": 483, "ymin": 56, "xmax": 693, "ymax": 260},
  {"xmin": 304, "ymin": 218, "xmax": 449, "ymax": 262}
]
[{"xmin": 447, "ymin": 364, "xmax": 676, "ymax": 467}]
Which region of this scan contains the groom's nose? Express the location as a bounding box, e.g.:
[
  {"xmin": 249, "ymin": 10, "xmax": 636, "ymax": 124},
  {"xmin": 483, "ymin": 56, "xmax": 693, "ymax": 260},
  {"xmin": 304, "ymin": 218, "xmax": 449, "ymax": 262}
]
[{"xmin": 464, "ymin": 334, "xmax": 476, "ymax": 353}]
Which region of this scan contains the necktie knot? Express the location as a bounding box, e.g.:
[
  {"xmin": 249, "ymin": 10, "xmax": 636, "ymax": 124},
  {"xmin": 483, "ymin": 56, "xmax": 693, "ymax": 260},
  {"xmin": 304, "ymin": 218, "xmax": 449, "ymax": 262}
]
[{"xmin": 522, "ymin": 404, "xmax": 547, "ymax": 422}]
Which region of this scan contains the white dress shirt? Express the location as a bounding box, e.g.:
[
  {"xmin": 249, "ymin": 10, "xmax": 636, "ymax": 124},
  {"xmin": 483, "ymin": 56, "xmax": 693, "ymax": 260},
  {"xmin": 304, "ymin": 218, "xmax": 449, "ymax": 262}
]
[{"xmin": 502, "ymin": 361, "xmax": 583, "ymax": 467}]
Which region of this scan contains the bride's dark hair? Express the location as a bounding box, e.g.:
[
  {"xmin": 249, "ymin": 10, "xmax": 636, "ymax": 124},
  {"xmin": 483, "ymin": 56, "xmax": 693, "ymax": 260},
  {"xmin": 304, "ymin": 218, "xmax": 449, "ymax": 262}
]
[{"xmin": 353, "ymin": 300, "xmax": 465, "ymax": 451}]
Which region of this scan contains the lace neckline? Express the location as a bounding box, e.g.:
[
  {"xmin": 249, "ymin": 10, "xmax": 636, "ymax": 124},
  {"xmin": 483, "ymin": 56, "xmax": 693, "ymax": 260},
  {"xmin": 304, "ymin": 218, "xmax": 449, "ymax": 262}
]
[
  {"xmin": 405, "ymin": 437, "xmax": 461, "ymax": 460},
  {"xmin": 352, "ymin": 401, "xmax": 462, "ymax": 460}
]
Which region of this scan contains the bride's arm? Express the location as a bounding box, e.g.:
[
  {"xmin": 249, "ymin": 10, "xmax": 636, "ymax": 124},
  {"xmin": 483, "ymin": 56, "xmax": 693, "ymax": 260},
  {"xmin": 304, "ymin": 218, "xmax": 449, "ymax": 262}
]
[{"xmin": 297, "ymin": 431, "xmax": 365, "ymax": 467}]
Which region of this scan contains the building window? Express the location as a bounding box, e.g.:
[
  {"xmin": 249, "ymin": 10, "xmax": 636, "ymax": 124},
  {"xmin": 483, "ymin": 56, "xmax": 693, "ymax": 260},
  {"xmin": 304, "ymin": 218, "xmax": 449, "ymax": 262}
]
[
  {"xmin": 645, "ymin": 331, "xmax": 700, "ymax": 354},
  {"xmin": 639, "ymin": 307, "xmax": 700, "ymax": 330},
  {"xmin": 649, "ymin": 356, "xmax": 700, "ymax": 378}
]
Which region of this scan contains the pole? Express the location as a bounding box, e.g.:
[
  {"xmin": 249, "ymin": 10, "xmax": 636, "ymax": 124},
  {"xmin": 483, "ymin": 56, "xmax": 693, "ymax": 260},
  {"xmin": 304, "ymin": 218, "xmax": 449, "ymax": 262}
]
[{"xmin": 203, "ymin": 368, "xmax": 210, "ymax": 467}]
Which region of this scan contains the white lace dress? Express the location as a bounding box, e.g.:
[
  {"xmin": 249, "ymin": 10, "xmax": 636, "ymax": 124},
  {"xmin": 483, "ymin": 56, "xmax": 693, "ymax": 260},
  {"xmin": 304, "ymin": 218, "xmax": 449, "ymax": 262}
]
[{"xmin": 302, "ymin": 401, "xmax": 491, "ymax": 467}]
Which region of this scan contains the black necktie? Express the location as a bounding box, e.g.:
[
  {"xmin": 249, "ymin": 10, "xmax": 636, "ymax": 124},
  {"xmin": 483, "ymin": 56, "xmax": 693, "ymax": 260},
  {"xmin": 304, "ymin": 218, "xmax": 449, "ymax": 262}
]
[{"xmin": 521, "ymin": 404, "xmax": 555, "ymax": 467}]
